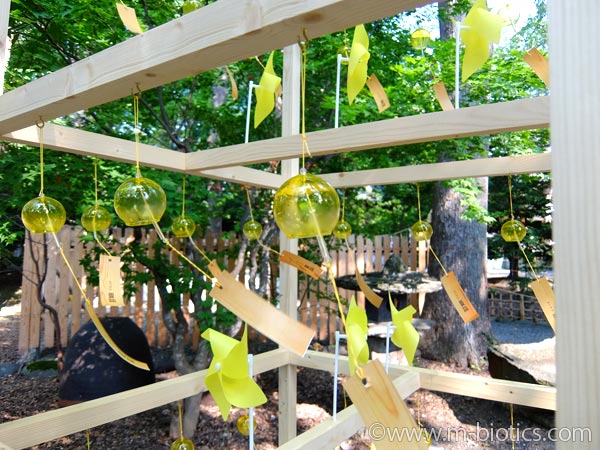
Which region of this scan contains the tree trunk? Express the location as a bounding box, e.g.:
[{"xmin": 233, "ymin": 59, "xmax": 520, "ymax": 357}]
[{"xmin": 420, "ymin": 177, "xmax": 492, "ymax": 367}]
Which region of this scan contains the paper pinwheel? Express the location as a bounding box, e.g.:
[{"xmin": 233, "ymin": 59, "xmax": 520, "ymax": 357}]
[
  {"xmin": 201, "ymin": 325, "xmax": 267, "ymax": 421},
  {"xmin": 347, "ymin": 24, "xmax": 370, "ymax": 105},
  {"xmin": 346, "ymin": 296, "xmax": 369, "ymax": 375},
  {"xmin": 460, "ymin": 0, "xmax": 503, "ymax": 82},
  {"xmin": 389, "ymin": 300, "xmax": 419, "ymax": 366},
  {"xmin": 254, "ymin": 52, "xmax": 281, "ymax": 128}
]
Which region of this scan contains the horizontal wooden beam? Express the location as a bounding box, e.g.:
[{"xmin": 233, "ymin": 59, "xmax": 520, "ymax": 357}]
[
  {"xmin": 0, "ymin": 349, "xmax": 288, "ymax": 450},
  {"xmin": 278, "ymin": 371, "xmax": 420, "ymax": 450},
  {"xmin": 2, "ymin": 124, "xmax": 283, "ymax": 188},
  {"xmin": 186, "ymin": 97, "xmax": 550, "ymax": 171},
  {"xmin": 292, "ymin": 351, "xmax": 556, "ymax": 411},
  {"xmin": 322, "ymin": 152, "xmax": 552, "ymax": 188},
  {"xmin": 0, "ymin": 0, "xmax": 429, "ymax": 135}
]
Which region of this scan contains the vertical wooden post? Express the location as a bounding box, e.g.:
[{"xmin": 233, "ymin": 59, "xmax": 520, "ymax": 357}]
[
  {"xmin": 550, "ymin": 1, "xmax": 599, "ymax": 447},
  {"xmin": 0, "ymin": 0, "xmax": 10, "ymax": 93},
  {"xmin": 278, "ymin": 42, "xmax": 301, "ymax": 445}
]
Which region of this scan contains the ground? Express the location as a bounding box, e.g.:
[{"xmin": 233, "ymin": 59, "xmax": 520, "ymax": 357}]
[{"xmin": 0, "ymin": 280, "xmax": 557, "ymax": 450}]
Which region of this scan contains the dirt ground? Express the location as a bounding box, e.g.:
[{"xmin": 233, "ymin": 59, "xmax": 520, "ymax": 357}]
[{"xmin": 0, "ymin": 282, "xmax": 557, "ymax": 450}]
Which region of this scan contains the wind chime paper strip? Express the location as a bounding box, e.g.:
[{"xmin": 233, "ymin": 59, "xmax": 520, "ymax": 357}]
[
  {"xmin": 225, "ymin": 66, "xmax": 239, "ymax": 100},
  {"xmin": 279, "ymin": 250, "xmax": 324, "ymax": 280},
  {"xmin": 433, "ymin": 81, "xmax": 454, "ymax": 111},
  {"xmin": 355, "ymin": 269, "xmax": 383, "ymax": 307},
  {"xmin": 208, "ymin": 261, "xmax": 314, "ymax": 356},
  {"xmin": 116, "ymin": 2, "xmax": 144, "ymax": 34},
  {"xmin": 529, "ymin": 277, "xmax": 556, "ymax": 332},
  {"xmin": 343, "ymin": 359, "xmax": 430, "ymax": 450},
  {"xmin": 441, "ymin": 272, "xmax": 479, "ymax": 323},
  {"xmin": 523, "ymin": 48, "xmax": 550, "ymax": 86},
  {"xmin": 99, "ymin": 254, "xmax": 125, "ymax": 307},
  {"xmin": 366, "ymin": 74, "xmax": 390, "ymax": 112}
]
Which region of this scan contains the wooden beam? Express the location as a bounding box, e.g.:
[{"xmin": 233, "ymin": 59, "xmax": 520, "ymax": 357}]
[
  {"xmin": 186, "ymin": 97, "xmax": 550, "ymax": 171},
  {"xmin": 549, "ymin": 0, "xmax": 600, "ymax": 447},
  {"xmin": 278, "ymin": 372, "xmax": 420, "ymax": 450},
  {"xmin": 0, "ymin": 349, "xmax": 288, "ymax": 450},
  {"xmin": 291, "ymin": 351, "xmax": 556, "ymax": 411},
  {"xmin": 0, "ymin": 0, "xmax": 430, "ymax": 135},
  {"xmin": 322, "ymin": 152, "xmax": 552, "ymax": 188},
  {"xmin": 2, "ymin": 124, "xmax": 283, "ymax": 188}
]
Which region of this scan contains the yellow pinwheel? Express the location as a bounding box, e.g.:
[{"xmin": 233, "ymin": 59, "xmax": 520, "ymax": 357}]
[
  {"xmin": 254, "ymin": 52, "xmax": 281, "ymax": 128},
  {"xmin": 460, "ymin": 0, "xmax": 504, "ymax": 82},
  {"xmin": 389, "ymin": 300, "xmax": 419, "ymax": 366},
  {"xmin": 347, "ymin": 24, "xmax": 370, "ymax": 105},
  {"xmin": 346, "ymin": 296, "xmax": 369, "ymax": 375},
  {"xmin": 201, "ymin": 325, "xmax": 267, "ymax": 421}
]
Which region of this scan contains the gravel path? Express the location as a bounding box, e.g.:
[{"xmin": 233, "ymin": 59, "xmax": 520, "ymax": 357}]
[{"xmin": 491, "ymin": 319, "xmax": 554, "ymax": 344}]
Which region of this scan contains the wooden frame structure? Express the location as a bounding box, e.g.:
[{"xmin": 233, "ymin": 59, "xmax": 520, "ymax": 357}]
[{"xmin": 0, "ymin": 0, "xmax": 595, "ymax": 448}]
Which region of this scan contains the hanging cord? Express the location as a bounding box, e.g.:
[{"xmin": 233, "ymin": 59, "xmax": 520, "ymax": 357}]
[
  {"xmin": 178, "ymin": 400, "xmax": 184, "ymax": 439},
  {"xmin": 299, "ymin": 36, "xmax": 312, "ymax": 169},
  {"xmin": 36, "ymin": 120, "xmax": 45, "ymax": 197},
  {"xmin": 507, "ymin": 177, "xmax": 539, "ymax": 278},
  {"xmin": 181, "ymin": 175, "xmax": 187, "ymax": 217},
  {"xmin": 510, "ymin": 403, "xmax": 516, "ymax": 450},
  {"xmin": 86, "ymin": 429, "xmax": 91, "ymax": 450},
  {"xmin": 416, "ymin": 183, "xmax": 446, "ymax": 275},
  {"xmin": 133, "ymin": 93, "xmax": 142, "ymax": 177},
  {"xmin": 92, "ymin": 159, "xmax": 111, "ymax": 256},
  {"xmin": 245, "ymin": 186, "xmax": 255, "ymax": 222},
  {"xmin": 416, "ymin": 183, "xmax": 422, "ymax": 222}
]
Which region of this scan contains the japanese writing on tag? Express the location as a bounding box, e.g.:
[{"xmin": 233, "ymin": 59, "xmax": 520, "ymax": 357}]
[
  {"xmin": 99, "ymin": 254, "xmax": 125, "ymax": 307},
  {"xmin": 280, "ymin": 250, "xmax": 323, "ymax": 280},
  {"xmin": 441, "ymin": 271, "xmax": 479, "ymax": 323}
]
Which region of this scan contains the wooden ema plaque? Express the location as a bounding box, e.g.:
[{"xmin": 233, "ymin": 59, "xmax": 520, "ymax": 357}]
[
  {"xmin": 279, "ymin": 250, "xmax": 323, "ymax": 280},
  {"xmin": 366, "ymin": 74, "xmax": 390, "ymax": 113},
  {"xmin": 433, "ymin": 81, "xmax": 454, "ymax": 111},
  {"xmin": 208, "ymin": 261, "xmax": 314, "ymax": 356},
  {"xmin": 343, "ymin": 360, "xmax": 429, "ymax": 450},
  {"xmin": 99, "ymin": 254, "xmax": 125, "ymax": 307},
  {"xmin": 523, "ymin": 48, "xmax": 550, "ymax": 86},
  {"xmin": 441, "ymin": 272, "xmax": 479, "ymax": 323}
]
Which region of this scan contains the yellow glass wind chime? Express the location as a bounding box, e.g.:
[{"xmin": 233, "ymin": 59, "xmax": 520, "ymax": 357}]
[
  {"xmin": 501, "ymin": 176, "xmax": 555, "ymax": 332},
  {"xmin": 21, "ymin": 121, "xmax": 150, "ymax": 371},
  {"xmin": 112, "ymin": 93, "xmax": 267, "ymax": 448}
]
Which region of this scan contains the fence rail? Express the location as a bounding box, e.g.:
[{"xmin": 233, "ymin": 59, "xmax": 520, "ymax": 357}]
[{"xmin": 488, "ymin": 287, "xmax": 548, "ymax": 323}]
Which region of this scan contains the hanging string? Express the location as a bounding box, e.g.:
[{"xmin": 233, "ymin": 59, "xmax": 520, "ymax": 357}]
[
  {"xmin": 86, "ymin": 429, "xmax": 91, "ymax": 450},
  {"xmin": 133, "ymin": 93, "xmax": 141, "ymax": 176},
  {"xmin": 178, "ymin": 400, "xmax": 184, "ymax": 440},
  {"xmin": 92, "ymin": 159, "xmax": 111, "ymax": 256},
  {"xmin": 509, "ymin": 403, "xmax": 515, "ymax": 450},
  {"xmin": 245, "ymin": 186, "xmax": 255, "ymax": 222},
  {"xmin": 508, "ymin": 176, "xmax": 515, "ymax": 220},
  {"xmin": 181, "ymin": 175, "xmax": 187, "ymax": 216},
  {"xmin": 429, "ymin": 246, "xmax": 448, "ymax": 276},
  {"xmin": 36, "ymin": 121, "xmax": 45, "ymax": 196},
  {"xmin": 416, "ymin": 183, "xmax": 422, "ymax": 222},
  {"xmin": 299, "ymin": 37, "xmax": 312, "ymax": 169}
]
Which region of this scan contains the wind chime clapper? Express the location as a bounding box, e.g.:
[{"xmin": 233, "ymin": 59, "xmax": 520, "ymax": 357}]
[
  {"xmin": 412, "ymin": 184, "xmax": 479, "ymax": 323},
  {"xmin": 501, "ymin": 176, "xmax": 555, "ymax": 332},
  {"xmin": 21, "ymin": 120, "xmax": 150, "ymax": 371}
]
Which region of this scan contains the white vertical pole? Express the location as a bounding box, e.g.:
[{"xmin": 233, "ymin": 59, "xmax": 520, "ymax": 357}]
[
  {"xmin": 549, "ymin": 1, "xmax": 600, "ymax": 448},
  {"xmin": 278, "ymin": 43, "xmax": 301, "ymax": 446},
  {"xmin": 244, "ymin": 81, "xmax": 255, "ymax": 144},
  {"xmin": 454, "ymin": 21, "xmax": 461, "ymax": 109},
  {"xmin": 247, "ymin": 353, "xmax": 255, "ymax": 450},
  {"xmin": 333, "ymin": 331, "xmax": 341, "ymax": 420},
  {"xmin": 0, "ymin": 0, "xmax": 10, "ymax": 93},
  {"xmin": 334, "ymin": 54, "xmax": 349, "ymax": 129}
]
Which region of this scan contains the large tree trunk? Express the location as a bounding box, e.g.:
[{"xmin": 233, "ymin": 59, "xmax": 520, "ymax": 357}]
[{"xmin": 420, "ymin": 177, "xmax": 491, "ymax": 367}]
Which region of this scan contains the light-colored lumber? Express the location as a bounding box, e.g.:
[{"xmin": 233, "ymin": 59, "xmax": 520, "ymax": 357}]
[
  {"xmin": 0, "ymin": 349, "xmax": 287, "ymax": 450},
  {"xmin": 549, "ymin": 0, "xmax": 600, "ymax": 448},
  {"xmin": 322, "ymin": 152, "xmax": 552, "ymax": 188},
  {"xmin": 291, "ymin": 351, "xmax": 556, "ymax": 411},
  {"xmin": 278, "ymin": 43, "xmax": 301, "ymax": 445},
  {"xmin": 0, "ymin": 0, "xmax": 429, "ymax": 135},
  {"xmin": 278, "ymin": 371, "xmax": 421, "ymax": 450},
  {"xmin": 186, "ymin": 96, "xmax": 550, "ymax": 171},
  {"xmin": 3, "ymin": 124, "xmax": 283, "ymax": 188},
  {"xmin": 0, "ymin": 0, "xmax": 10, "ymax": 93}
]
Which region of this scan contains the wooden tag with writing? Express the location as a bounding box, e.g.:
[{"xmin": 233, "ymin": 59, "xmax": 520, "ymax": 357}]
[
  {"xmin": 99, "ymin": 254, "xmax": 125, "ymax": 307},
  {"xmin": 523, "ymin": 48, "xmax": 549, "ymax": 86},
  {"xmin": 441, "ymin": 272, "xmax": 479, "ymax": 323},
  {"xmin": 208, "ymin": 261, "xmax": 314, "ymax": 356},
  {"xmin": 280, "ymin": 250, "xmax": 323, "ymax": 280},
  {"xmin": 366, "ymin": 74, "xmax": 391, "ymax": 112},
  {"xmin": 356, "ymin": 269, "xmax": 383, "ymax": 308},
  {"xmin": 529, "ymin": 277, "xmax": 556, "ymax": 332},
  {"xmin": 116, "ymin": 2, "xmax": 144, "ymax": 34},
  {"xmin": 343, "ymin": 360, "xmax": 429, "ymax": 450},
  {"xmin": 433, "ymin": 81, "xmax": 454, "ymax": 111}
]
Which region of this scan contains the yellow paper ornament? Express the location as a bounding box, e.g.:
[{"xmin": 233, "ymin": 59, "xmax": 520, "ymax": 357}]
[
  {"xmin": 411, "ymin": 220, "xmax": 433, "ymax": 242},
  {"xmin": 410, "ymin": 28, "xmax": 431, "ymax": 50},
  {"xmin": 243, "ymin": 220, "xmax": 263, "ymax": 240},
  {"xmin": 273, "ymin": 170, "xmax": 340, "ymax": 239},
  {"xmin": 114, "ymin": 176, "xmax": 167, "ymax": 226},
  {"xmin": 172, "ymin": 215, "xmax": 196, "ymax": 238},
  {"xmin": 170, "ymin": 437, "xmax": 195, "ymax": 450},
  {"xmin": 81, "ymin": 205, "xmax": 112, "ymax": 233},
  {"xmin": 236, "ymin": 414, "xmax": 257, "ymax": 436},
  {"xmin": 501, "ymin": 219, "xmax": 526, "ymax": 242},
  {"xmin": 22, "ymin": 196, "xmax": 66, "ymax": 233},
  {"xmin": 333, "ymin": 220, "xmax": 352, "ymax": 239}
]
